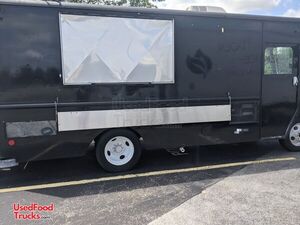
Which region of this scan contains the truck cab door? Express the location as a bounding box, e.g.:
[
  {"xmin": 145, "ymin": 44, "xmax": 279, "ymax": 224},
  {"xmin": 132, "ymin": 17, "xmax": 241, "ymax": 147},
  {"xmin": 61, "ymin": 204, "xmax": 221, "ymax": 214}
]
[{"xmin": 261, "ymin": 44, "xmax": 299, "ymax": 137}]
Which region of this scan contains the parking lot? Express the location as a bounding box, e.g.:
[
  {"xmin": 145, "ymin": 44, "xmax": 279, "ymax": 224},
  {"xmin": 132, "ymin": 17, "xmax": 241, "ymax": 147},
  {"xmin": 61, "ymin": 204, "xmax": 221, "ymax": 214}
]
[{"xmin": 0, "ymin": 140, "xmax": 300, "ymax": 225}]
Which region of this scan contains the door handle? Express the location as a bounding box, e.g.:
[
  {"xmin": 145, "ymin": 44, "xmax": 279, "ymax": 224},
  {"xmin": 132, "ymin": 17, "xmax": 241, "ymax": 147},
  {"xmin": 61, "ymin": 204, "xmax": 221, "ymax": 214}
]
[{"xmin": 293, "ymin": 76, "xmax": 298, "ymax": 87}]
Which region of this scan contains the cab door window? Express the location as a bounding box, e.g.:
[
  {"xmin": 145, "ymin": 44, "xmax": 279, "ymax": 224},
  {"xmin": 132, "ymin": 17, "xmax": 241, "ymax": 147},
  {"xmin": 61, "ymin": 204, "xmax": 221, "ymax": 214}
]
[{"xmin": 264, "ymin": 47, "xmax": 295, "ymax": 75}]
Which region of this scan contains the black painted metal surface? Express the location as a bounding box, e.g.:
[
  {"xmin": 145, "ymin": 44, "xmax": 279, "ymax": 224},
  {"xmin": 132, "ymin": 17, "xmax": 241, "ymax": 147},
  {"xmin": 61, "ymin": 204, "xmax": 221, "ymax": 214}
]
[{"xmin": 0, "ymin": 1, "xmax": 298, "ymax": 163}]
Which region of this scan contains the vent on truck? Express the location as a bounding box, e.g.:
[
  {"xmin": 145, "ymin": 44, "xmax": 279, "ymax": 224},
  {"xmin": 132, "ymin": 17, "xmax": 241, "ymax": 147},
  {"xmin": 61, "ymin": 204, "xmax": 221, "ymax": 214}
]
[{"xmin": 186, "ymin": 6, "xmax": 226, "ymax": 13}]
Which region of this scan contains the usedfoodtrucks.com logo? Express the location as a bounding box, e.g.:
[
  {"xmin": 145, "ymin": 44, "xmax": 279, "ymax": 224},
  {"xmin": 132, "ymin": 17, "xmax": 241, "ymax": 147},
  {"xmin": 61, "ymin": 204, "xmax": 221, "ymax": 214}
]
[{"xmin": 13, "ymin": 203, "xmax": 54, "ymax": 220}]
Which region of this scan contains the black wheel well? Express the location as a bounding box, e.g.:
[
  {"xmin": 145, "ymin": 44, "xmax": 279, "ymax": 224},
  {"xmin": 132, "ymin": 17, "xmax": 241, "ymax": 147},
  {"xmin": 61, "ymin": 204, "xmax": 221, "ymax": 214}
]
[{"xmin": 93, "ymin": 128, "xmax": 142, "ymax": 145}]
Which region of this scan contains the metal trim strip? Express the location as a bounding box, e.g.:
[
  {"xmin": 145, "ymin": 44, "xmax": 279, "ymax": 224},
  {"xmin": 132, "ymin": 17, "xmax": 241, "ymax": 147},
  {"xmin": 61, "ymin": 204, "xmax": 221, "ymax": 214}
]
[
  {"xmin": 0, "ymin": 97, "xmax": 260, "ymax": 109},
  {"xmin": 6, "ymin": 121, "xmax": 57, "ymax": 138},
  {"xmin": 57, "ymin": 105, "xmax": 231, "ymax": 132}
]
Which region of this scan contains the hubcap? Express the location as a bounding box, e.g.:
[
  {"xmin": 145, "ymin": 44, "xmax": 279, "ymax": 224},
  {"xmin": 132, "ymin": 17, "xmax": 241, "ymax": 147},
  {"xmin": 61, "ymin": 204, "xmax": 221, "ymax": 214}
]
[
  {"xmin": 104, "ymin": 136, "xmax": 134, "ymax": 166},
  {"xmin": 289, "ymin": 123, "xmax": 300, "ymax": 147}
]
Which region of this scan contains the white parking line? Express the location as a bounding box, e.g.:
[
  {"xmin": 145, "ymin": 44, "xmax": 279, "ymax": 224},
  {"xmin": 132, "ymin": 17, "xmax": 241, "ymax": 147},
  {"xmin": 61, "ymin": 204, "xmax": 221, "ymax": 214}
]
[{"xmin": 0, "ymin": 157, "xmax": 296, "ymax": 194}]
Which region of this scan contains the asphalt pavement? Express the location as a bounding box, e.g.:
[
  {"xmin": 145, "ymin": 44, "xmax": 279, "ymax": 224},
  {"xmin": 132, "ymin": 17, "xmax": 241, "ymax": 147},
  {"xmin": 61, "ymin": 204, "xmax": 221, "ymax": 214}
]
[{"xmin": 0, "ymin": 140, "xmax": 299, "ymax": 225}]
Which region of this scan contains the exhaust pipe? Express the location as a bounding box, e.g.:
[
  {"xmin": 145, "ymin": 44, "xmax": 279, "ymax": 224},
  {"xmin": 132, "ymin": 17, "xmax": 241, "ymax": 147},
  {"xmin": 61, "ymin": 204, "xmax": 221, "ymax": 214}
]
[{"xmin": 179, "ymin": 147, "xmax": 186, "ymax": 153}]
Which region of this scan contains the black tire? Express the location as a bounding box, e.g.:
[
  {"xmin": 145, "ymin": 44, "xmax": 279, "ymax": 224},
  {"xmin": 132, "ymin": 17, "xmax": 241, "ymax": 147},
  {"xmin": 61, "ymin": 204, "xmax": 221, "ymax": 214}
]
[
  {"xmin": 279, "ymin": 123, "xmax": 300, "ymax": 152},
  {"xmin": 95, "ymin": 129, "xmax": 142, "ymax": 172}
]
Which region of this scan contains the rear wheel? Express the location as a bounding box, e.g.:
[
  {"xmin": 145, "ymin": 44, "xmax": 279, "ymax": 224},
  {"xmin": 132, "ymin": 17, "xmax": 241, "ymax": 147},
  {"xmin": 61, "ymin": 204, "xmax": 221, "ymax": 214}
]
[
  {"xmin": 96, "ymin": 129, "xmax": 142, "ymax": 172},
  {"xmin": 279, "ymin": 123, "xmax": 300, "ymax": 152}
]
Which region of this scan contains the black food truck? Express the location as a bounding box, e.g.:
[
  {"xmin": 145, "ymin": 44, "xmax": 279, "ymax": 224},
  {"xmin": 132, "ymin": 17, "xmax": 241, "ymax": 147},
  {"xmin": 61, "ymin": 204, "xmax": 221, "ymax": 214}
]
[{"xmin": 0, "ymin": 0, "xmax": 300, "ymax": 172}]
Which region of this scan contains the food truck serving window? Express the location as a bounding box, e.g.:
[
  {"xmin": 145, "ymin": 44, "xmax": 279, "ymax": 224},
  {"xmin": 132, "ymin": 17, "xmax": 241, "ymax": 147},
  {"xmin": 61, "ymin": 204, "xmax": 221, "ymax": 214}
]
[
  {"xmin": 264, "ymin": 47, "xmax": 294, "ymax": 75},
  {"xmin": 59, "ymin": 14, "xmax": 175, "ymax": 85}
]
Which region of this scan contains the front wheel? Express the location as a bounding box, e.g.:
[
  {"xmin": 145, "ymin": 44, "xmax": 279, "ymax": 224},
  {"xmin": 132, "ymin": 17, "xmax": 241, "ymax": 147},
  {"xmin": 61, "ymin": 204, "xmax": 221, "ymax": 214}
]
[
  {"xmin": 279, "ymin": 123, "xmax": 300, "ymax": 152},
  {"xmin": 96, "ymin": 129, "xmax": 142, "ymax": 172}
]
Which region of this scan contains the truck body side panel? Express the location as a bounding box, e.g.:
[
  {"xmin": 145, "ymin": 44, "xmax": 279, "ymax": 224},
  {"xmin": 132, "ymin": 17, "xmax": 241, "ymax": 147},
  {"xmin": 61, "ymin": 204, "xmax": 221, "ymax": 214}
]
[{"xmin": 0, "ymin": 3, "xmax": 266, "ymax": 162}]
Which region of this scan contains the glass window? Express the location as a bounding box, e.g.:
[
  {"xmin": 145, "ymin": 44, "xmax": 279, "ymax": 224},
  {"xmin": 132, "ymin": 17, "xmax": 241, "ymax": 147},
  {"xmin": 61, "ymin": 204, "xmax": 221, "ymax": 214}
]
[{"xmin": 264, "ymin": 47, "xmax": 294, "ymax": 75}]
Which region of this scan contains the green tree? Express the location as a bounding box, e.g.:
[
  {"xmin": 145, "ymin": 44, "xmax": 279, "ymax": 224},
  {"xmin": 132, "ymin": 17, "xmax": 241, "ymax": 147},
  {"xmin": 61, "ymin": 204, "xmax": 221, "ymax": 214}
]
[{"xmin": 67, "ymin": 0, "xmax": 164, "ymax": 8}]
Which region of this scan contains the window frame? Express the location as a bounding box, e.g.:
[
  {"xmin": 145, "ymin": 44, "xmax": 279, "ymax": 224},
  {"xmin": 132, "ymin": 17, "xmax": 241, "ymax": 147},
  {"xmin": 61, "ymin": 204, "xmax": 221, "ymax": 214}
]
[
  {"xmin": 59, "ymin": 13, "xmax": 175, "ymax": 86},
  {"xmin": 263, "ymin": 44, "xmax": 298, "ymax": 76}
]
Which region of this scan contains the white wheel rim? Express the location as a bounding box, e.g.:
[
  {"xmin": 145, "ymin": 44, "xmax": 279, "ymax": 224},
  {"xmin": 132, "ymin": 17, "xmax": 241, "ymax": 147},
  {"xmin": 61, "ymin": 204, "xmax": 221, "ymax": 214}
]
[
  {"xmin": 104, "ymin": 136, "xmax": 135, "ymax": 166},
  {"xmin": 289, "ymin": 123, "xmax": 300, "ymax": 147}
]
